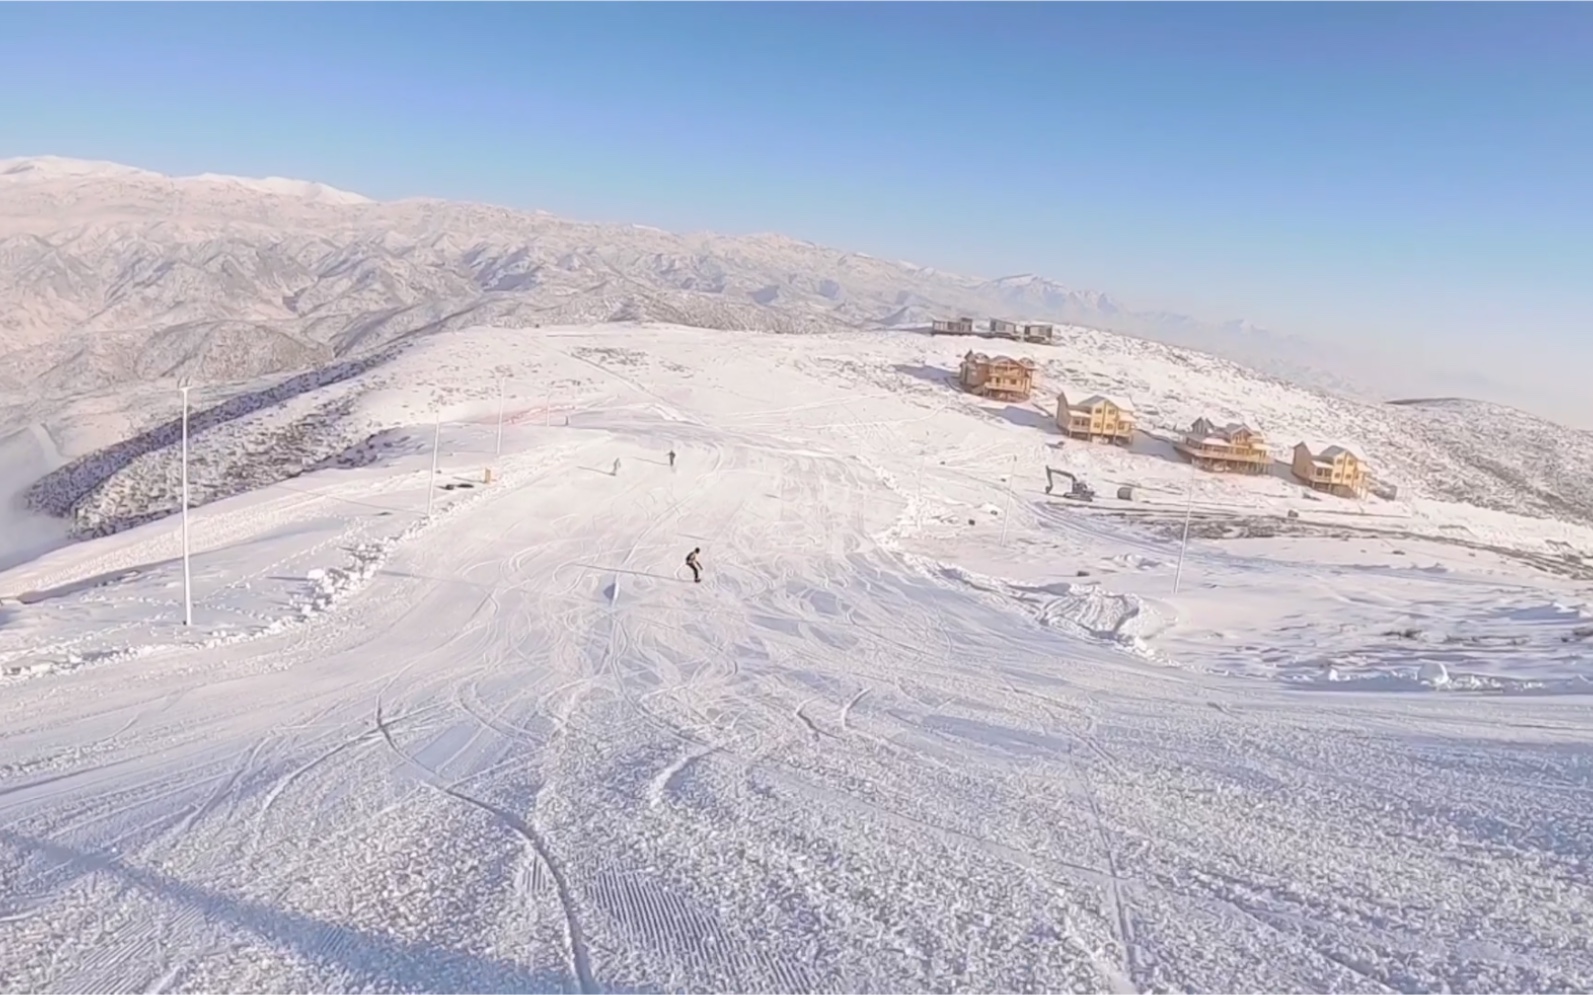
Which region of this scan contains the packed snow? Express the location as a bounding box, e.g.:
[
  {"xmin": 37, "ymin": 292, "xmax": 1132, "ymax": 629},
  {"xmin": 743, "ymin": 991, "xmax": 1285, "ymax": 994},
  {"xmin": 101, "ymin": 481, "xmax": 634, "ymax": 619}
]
[{"xmin": 1, "ymin": 323, "xmax": 1590, "ymax": 992}]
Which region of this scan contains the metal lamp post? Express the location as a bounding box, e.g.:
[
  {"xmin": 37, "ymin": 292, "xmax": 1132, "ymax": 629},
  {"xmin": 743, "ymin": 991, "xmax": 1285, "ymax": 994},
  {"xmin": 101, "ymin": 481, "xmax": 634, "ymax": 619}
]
[
  {"xmin": 426, "ymin": 408, "xmax": 442, "ymax": 518},
  {"xmin": 1173, "ymin": 462, "xmax": 1195, "ymax": 594},
  {"xmin": 999, "ymin": 453, "xmax": 1017, "ymax": 545},
  {"xmin": 179, "ymin": 383, "xmax": 193, "ymax": 626},
  {"xmin": 494, "ymin": 377, "xmax": 506, "ymax": 458}
]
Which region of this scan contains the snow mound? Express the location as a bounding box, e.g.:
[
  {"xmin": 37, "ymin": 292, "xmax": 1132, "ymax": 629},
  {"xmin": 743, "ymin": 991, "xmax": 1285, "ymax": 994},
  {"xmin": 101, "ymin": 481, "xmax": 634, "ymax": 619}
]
[
  {"xmin": 1298, "ymin": 664, "xmax": 1593, "ymax": 695},
  {"xmin": 1418, "ymin": 659, "xmax": 1451, "ymax": 687},
  {"xmin": 1026, "ymin": 582, "xmax": 1159, "ymax": 643},
  {"xmin": 926, "ymin": 561, "xmax": 1163, "ymax": 657}
]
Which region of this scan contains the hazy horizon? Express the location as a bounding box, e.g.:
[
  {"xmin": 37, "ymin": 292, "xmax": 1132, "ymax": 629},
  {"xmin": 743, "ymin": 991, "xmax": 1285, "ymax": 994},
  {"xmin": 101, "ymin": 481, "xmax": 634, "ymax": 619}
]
[{"xmin": 2, "ymin": 2, "xmax": 1589, "ymax": 424}]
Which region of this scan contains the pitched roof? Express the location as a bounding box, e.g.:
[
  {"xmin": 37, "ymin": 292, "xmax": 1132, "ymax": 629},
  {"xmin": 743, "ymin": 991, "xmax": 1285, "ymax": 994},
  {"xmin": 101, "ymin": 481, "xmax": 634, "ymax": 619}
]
[
  {"xmin": 1056, "ymin": 389, "xmax": 1133, "ymax": 413},
  {"xmin": 1319, "ymin": 444, "xmax": 1364, "ymax": 462},
  {"xmin": 1077, "ymin": 393, "xmax": 1134, "ymax": 412},
  {"xmin": 1191, "ymin": 417, "xmax": 1262, "ymax": 441},
  {"xmin": 1296, "ymin": 439, "xmax": 1367, "ymax": 463},
  {"xmin": 1195, "ymin": 412, "xmax": 1260, "ymax": 429}
]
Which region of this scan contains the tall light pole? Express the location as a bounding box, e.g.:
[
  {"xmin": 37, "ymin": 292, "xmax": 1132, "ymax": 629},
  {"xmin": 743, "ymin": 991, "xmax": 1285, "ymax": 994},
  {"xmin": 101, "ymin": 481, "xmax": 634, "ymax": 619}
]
[
  {"xmin": 999, "ymin": 453, "xmax": 1017, "ymax": 545},
  {"xmin": 494, "ymin": 376, "xmax": 506, "ymax": 458},
  {"xmin": 1173, "ymin": 461, "xmax": 1195, "ymax": 594},
  {"xmin": 915, "ymin": 458, "xmax": 925, "ymax": 530},
  {"xmin": 426, "ymin": 409, "xmax": 442, "ymax": 518},
  {"xmin": 179, "ymin": 383, "xmax": 193, "ymax": 627}
]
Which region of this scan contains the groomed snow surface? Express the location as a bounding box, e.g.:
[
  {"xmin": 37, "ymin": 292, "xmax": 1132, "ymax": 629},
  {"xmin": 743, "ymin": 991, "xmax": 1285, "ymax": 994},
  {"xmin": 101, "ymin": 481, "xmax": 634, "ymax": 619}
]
[{"xmin": 2, "ymin": 325, "xmax": 1590, "ymax": 993}]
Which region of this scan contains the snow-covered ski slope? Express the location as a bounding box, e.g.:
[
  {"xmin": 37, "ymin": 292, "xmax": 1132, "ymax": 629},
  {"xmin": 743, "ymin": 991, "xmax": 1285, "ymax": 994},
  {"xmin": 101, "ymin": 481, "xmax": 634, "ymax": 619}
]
[{"xmin": 1, "ymin": 324, "xmax": 1590, "ymax": 992}]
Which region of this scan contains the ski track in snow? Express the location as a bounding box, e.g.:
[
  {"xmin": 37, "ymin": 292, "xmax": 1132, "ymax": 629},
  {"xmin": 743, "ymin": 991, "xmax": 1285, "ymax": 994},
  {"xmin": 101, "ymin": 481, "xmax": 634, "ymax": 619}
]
[{"xmin": 0, "ymin": 324, "xmax": 1590, "ymax": 993}]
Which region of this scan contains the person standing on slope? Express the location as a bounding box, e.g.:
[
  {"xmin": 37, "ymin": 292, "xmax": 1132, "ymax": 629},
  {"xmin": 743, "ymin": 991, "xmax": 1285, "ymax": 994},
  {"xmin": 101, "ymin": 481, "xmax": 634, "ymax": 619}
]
[
  {"xmin": 667, "ymin": 449, "xmax": 676, "ymax": 468},
  {"xmin": 612, "ymin": 457, "xmax": 621, "ymax": 476},
  {"xmin": 685, "ymin": 547, "xmax": 702, "ymax": 583}
]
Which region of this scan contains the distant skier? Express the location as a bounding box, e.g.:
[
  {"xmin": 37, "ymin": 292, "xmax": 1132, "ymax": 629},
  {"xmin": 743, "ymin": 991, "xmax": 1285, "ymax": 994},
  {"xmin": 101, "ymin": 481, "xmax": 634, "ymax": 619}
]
[
  {"xmin": 612, "ymin": 457, "xmax": 621, "ymax": 476},
  {"xmin": 685, "ymin": 547, "xmax": 702, "ymax": 583},
  {"xmin": 667, "ymin": 449, "xmax": 676, "ymax": 468}
]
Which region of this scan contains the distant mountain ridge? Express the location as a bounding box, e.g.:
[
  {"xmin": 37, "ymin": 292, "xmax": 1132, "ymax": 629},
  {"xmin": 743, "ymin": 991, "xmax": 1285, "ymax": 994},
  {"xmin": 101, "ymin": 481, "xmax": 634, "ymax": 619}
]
[{"xmin": 0, "ymin": 154, "xmax": 1505, "ymax": 411}]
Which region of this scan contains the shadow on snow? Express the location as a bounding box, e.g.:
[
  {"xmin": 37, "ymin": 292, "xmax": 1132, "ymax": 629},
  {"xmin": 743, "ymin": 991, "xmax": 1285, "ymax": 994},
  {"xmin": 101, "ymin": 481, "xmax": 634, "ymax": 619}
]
[{"xmin": 0, "ymin": 828, "xmax": 613, "ymax": 993}]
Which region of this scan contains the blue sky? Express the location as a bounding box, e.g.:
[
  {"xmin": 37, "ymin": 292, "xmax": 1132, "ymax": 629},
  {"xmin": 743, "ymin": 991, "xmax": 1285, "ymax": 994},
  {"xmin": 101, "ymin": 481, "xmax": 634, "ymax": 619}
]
[{"xmin": 1, "ymin": 3, "xmax": 1588, "ymax": 404}]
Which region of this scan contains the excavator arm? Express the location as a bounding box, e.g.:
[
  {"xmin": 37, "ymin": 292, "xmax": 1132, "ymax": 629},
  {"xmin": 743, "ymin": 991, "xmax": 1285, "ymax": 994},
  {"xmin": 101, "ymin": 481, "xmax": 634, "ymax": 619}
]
[{"xmin": 1044, "ymin": 466, "xmax": 1094, "ymax": 501}]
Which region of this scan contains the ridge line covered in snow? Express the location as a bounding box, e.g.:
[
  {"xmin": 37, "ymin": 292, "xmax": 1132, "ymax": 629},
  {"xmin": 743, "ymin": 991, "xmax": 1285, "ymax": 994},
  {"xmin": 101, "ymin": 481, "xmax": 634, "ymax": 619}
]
[{"xmin": 0, "ymin": 154, "xmax": 1538, "ymax": 418}]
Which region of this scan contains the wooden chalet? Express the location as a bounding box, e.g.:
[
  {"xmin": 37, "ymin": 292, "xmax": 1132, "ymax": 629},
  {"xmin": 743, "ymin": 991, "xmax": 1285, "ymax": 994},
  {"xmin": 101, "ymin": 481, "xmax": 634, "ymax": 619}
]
[
  {"xmin": 1291, "ymin": 441, "xmax": 1370, "ymax": 498},
  {"xmin": 1176, "ymin": 417, "xmax": 1270, "ymax": 474},
  {"xmin": 1056, "ymin": 390, "xmax": 1136, "ymax": 445},
  {"xmin": 959, "ymin": 351, "xmax": 1036, "ymax": 401}
]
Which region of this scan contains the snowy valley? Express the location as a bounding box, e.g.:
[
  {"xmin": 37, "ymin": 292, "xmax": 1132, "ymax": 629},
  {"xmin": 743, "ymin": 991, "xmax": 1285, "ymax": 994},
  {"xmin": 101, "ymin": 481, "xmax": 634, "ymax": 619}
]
[{"xmin": 0, "ymin": 316, "xmax": 1589, "ymax": 993}]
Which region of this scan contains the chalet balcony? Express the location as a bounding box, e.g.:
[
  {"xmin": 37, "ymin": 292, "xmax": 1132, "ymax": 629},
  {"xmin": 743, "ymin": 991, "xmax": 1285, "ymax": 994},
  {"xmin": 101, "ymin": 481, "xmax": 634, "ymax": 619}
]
[{"xmin": 1180, "ymin": 443, "xmax": 1268, "ymax": 462}]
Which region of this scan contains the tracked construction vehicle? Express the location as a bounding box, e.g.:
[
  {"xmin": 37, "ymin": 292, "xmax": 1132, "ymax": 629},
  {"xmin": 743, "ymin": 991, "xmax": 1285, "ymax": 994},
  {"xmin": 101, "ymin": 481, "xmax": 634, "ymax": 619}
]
[{"xmin": 1044, "ymin": 467, "xmax": 1095, "ymax": 502}]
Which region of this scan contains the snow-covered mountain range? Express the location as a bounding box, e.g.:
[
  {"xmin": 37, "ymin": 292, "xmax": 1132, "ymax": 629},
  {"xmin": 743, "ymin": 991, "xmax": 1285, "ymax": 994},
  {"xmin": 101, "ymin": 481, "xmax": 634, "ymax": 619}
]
[
  {"xmin": 0, "ymin": 155, "xmax": 1479, "ymax": 406},
  {"xmin": 4, "ymin": 154, "xmax": 1590, "ymax": 540}
]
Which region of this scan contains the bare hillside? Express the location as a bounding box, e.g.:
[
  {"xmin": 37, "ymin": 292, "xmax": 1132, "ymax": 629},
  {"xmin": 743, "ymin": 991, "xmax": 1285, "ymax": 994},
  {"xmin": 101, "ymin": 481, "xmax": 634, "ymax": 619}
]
[{"xmin": 1, "ymin": 155, "xmax": 1457, "ymax": 404}]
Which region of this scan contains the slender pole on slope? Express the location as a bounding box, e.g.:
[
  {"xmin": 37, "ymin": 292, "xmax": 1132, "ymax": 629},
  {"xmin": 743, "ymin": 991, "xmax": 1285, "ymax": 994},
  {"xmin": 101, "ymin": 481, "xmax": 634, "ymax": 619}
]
[
  {"xmin": 426, "ymin": 409, "xmax": 442, "ymax": 518},
  {"xmin": 1173, "ymin": 461, "xmax": 1195, "ymax": 594},
  {"xmin": 494, "ymin": 376, "xmax": 506, "ymax": 458},
  {"xmin": 915, "ymin": 458, "xmax": 925, "ymax": 529},
  {"xmin": 999, "ymin": 453, "xmax": 1017, "ymax": 545},
  {"xmin": 179, "ymin": 385, "xmax": 193, "ymax": 627},
  {"xmin": 545, "ymin": 385, "xmax": 553, "ymax": 427}
]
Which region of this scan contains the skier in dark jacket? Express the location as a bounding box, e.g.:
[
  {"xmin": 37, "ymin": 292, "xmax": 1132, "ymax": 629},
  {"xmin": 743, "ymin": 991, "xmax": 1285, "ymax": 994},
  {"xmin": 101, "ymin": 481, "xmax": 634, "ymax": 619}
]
[
  {"xmin": 667, "ymin": 449, "xmax": 676, "ymax": 468},
  {"xmin": 685, "ymin": 547, "xmax": 702, "ymax": 583}
]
